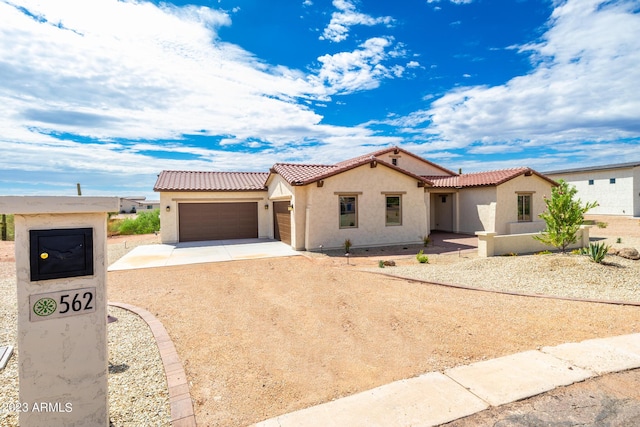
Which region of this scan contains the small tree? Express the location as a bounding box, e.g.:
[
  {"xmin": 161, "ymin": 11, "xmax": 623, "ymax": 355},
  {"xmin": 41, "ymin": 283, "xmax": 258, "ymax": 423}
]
[{"xmin": 534, "ymin": 180, "xmax": 597, "ymax": 253}]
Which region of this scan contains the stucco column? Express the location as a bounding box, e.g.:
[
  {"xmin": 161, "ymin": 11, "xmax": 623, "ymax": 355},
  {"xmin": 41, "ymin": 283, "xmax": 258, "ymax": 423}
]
[
  {"xmin": 454, "ymin": 191, "xmax": 460, "ymax": 233},
  {"xmin": 424, "ymin": 190, "xmax": 431, "ymax": 235},
  {"xmin": 579, "ymin": 224, "xmax": 592, "ymax": 248},
  {"xmin": 475, "ymin": 231, "xmax": 497, "ymax": 257},
  {"xmin": 0, "ymin": 196, "xmax": 118, "ymax": 427}
]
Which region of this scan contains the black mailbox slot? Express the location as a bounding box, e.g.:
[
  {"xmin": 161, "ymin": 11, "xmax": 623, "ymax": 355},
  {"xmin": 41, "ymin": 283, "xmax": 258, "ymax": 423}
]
[{"xmin": 30, "ymin": 228, "xmax": 94, "ymax": 281}]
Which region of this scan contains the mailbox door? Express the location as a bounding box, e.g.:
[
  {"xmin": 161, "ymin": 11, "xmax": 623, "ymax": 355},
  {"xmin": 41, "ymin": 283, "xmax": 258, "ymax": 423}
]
[{"xmin": 29, "ymin": 228, "xmax": 94, "ymax": 281}]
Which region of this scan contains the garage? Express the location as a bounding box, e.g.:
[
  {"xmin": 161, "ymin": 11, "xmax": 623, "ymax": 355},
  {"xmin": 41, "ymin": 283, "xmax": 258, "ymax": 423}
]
[
  {"xmin": 273, "ymin": 201, "xmax": 291, "ymax": 245},
  {"xmin": 178, "ymin": 202, "xmax": 258, "ymax": 242}
]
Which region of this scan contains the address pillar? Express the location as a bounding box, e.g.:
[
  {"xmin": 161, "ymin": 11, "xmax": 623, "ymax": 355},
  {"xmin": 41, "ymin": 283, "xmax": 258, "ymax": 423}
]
[{"xmin": 0, "ymin": 196, "xmax": 118, "ymax": 427}]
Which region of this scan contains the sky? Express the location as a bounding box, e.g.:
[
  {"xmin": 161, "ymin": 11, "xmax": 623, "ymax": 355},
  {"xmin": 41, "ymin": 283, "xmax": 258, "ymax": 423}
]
[{"xmin": 1, "ymin": 0, "xmax": 639, "ymax": 200}]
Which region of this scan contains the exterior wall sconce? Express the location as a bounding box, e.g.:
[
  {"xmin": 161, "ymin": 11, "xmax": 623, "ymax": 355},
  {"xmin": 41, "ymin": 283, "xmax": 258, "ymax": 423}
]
[
  {"xmin": 288, "ymin": 204, "xmax": 294, "ymax": 211},
  {"xmin": 264, "ymin": 204, "xmax": 269, "ymax": 210},
  {"xmin": 165, "ymin": 205, "xmax": 171, "ymax": 212}
]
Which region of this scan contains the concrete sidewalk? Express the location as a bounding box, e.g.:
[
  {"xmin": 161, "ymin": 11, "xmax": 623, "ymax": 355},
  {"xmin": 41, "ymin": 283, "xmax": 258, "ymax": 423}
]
[
  {"xmin": 253, "ymin": 333, "xmax": 640, "ymax": 427},
  {"xmin": 108, "ymin": 238, "xmax": 300, "ymax": 271}
]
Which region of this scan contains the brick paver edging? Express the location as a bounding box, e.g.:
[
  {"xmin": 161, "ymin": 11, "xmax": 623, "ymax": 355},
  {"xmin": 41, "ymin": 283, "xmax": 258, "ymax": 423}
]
[{"xmin": 109, "ymin": 302, "xmax": 197, "ymax": 427}]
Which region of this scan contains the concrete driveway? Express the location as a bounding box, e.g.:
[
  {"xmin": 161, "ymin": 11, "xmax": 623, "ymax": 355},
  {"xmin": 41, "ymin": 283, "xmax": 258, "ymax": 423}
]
[{"xmin": 108, "ymin": 238, "xmax": 300, "ymax": 271}]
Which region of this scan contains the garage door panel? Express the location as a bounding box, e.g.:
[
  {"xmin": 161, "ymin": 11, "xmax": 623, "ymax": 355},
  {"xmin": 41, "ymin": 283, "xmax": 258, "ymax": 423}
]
[
  {"xmin": 273, "ymin": 201, "xmax": 291, "ymax": 245},
  {"xmin": 179, "ymin": 202, "xmax": 258, "ymax": 242}
]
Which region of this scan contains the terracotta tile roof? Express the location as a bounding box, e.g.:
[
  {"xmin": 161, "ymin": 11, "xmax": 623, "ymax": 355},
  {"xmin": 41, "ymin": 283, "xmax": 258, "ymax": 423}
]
[
  {"xmin": 153, "ymin": 170, "xmax": 268, "ymax": 192},
  {"xmin": 272, "ymin": 157, "xmax": 432, "ymax": 186},
  {"xmin": 270, "ymin": 163, "xmax": 336, "ymax": 185},
  {"xmin": 337, "ymin": 146, "xmax": 458, "ymax": 176},
  {"xmin": 427, "ymin": 167, "xmax": 557, "ymax": 188}
]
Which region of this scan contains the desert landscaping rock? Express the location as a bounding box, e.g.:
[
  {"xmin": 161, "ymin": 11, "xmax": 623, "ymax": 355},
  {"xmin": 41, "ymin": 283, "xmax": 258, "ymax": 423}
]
[{"xmin": 618, "ymin": 247, "xmax": 640, "ymax": 260}]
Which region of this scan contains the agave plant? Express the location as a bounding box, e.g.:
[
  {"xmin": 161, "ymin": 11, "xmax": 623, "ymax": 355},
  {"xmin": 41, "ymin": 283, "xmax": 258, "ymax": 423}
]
[{"xmin": 585, "ymin": 242, "xmax": 609, "ymax": 264}]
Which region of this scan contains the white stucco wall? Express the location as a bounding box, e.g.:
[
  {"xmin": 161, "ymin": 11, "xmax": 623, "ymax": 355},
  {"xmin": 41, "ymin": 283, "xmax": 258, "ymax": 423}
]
[
  {"xmin": 158, "ymin": 191, "xmax": 270, "ymax": 243},
  {"xmin": 547, "ymin": 167, "xmax": 639, "ymax": 216},
  {"xmin": 303, "ymin": 163, "xmax": 428, "ymax": 250}
]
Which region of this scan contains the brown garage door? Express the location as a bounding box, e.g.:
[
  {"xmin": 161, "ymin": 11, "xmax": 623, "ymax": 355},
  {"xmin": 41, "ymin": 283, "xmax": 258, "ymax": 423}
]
[
  {"xmin": 179, "ymin": 202, "xmax": 258, "ymax": 242},
  {"xmin": 273, "ymin": 201, "xmax": 291, "ymax": 245}
]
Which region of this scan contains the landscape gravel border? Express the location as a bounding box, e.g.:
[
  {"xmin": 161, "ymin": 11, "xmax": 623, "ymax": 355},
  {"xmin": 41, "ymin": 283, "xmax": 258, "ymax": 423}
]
[{"xmin": 109, "ymin": 302, "xmax": 196, "ymax": 427}]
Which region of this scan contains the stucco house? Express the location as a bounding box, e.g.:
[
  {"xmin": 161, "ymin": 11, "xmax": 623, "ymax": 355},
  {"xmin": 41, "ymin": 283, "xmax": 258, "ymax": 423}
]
[
  {"xmin": 544, "ymin": 161, "xmax": 640, "ymax": 217},
  {"xmin": 154, "ymin": 147, "xmax": 557, "ymax": 250}
]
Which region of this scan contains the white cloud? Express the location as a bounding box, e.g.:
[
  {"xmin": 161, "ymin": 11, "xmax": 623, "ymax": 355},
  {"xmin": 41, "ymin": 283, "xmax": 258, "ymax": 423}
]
[
  {"xmin": 311, "ymin": 37, "xmax": 403, "ymax": 94},
  {"xmin": 0, "ymin": 0, "xmax": 408, "ymax": 197},
  {"xmin": 320, "ymin": 0, "xmax": 395, "ymax": 43},
  {"xmin": 401, "ymin": 0, "xmax": 640, "ymax": 160},
  {"xmin": 426, "ymin": 0, "xmax": 473, "ymax": 4}
]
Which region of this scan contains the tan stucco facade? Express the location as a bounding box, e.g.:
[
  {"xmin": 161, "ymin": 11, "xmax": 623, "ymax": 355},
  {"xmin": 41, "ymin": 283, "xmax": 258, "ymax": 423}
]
[
  {"xmin": 375, "ymin": 151, "xmax": 453, "ymax": 176},
  {"xmin": 495, "ymin": 174, "xmax": 552, "ymax": 235},
  {"xmin": 299, "ymin": 163, "xmax": 428, "ymax": 251},
  {"xmin": 456, "ymin": 187, "xmax": 497, "ymax": 234},
  {"xmin": 155, "ymin": 150, "xmax": 557, "ymax": 250},
  {"xmin": 429, "ymin": 174, "xmax": 554, "ymax": 235}
]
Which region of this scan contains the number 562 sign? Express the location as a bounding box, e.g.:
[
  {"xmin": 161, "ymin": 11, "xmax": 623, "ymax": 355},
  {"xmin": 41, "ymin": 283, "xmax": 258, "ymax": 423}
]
[{"xmin": 29, "ymin": 287, "xmax": 96, "ymax": 322}]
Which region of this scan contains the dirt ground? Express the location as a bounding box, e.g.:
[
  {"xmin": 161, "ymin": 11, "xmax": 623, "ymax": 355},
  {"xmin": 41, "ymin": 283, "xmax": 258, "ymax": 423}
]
[
  {"xmin": 106, "ymin": 215, "xmax": 640, "ymax": 427},
  {"xmin": 2, "ymin": 216, "xmax": 639, "ymax": 426}
]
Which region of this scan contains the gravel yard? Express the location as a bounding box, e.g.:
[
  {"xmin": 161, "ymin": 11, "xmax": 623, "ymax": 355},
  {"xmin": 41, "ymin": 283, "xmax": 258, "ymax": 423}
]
[
  {"xmin": 0, "ymin": 234, "xmax": 168, "ymax": 427},
  {"xmin": 376, "ymin": 249, "xmax": 640, "ymax": 303},
  {"xmin": 2, "ymin": 215, "xmax": 640, "ymax": 427}
]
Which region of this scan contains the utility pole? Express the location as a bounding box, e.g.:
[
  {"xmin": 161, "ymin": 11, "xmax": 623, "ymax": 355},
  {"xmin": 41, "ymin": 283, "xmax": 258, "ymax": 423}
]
[{"xmin": 77, "ymin": 183, "xmax": 82, "ymax": 196}]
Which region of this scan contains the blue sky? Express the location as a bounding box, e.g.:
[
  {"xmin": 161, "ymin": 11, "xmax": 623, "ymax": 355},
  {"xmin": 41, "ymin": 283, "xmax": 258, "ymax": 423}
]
[{"xmin": 1, "ymin": 0, "xmax": 639, "ymax": 200}]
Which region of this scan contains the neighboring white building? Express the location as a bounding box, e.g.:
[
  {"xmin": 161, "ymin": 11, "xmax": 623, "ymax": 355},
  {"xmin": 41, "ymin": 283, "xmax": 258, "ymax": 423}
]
[
  {"xmin": 119, "ymin": 196, "xmax": 160, "ymax": 213},
  {"xmin": 544, "ymin": 162, "xmax": 640, "ymax": 217}
]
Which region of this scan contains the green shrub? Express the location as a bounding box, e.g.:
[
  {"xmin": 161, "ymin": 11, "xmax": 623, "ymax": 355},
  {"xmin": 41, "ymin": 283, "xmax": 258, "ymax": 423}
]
[
  {"xmin": 534, "ymin": 180, "xmax": 598, "ymax": 253},
  {"xmin": 416, "ymin": 250, "xmax": 429, "ymax": 263},
  {"xmin": 616, "ymin": 237, "xmax": 622, "ymax": 244},
  {"xmin": 535, "ymin": 250, "xmax": 552, "ymax": 255},
  {"xmin": 583, "ymin": 242, "xmax": 609, "ymax": 264},
  {"xmin": 596, "ymin": 221, "xmax": 608, "ymax": 228},
  {"xmin": 116, "ymin": 209, "xmax": 160, "ymax": 235},
  {"xmin": 378, "ymin": 260, "xmax": 385, "ymax": 268}
]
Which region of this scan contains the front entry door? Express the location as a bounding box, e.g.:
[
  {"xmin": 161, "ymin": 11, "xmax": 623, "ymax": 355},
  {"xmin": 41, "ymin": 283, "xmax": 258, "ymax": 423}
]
[{"xmin": 433, "ymin": 194, "xmax": 453, "ymax": 232}]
